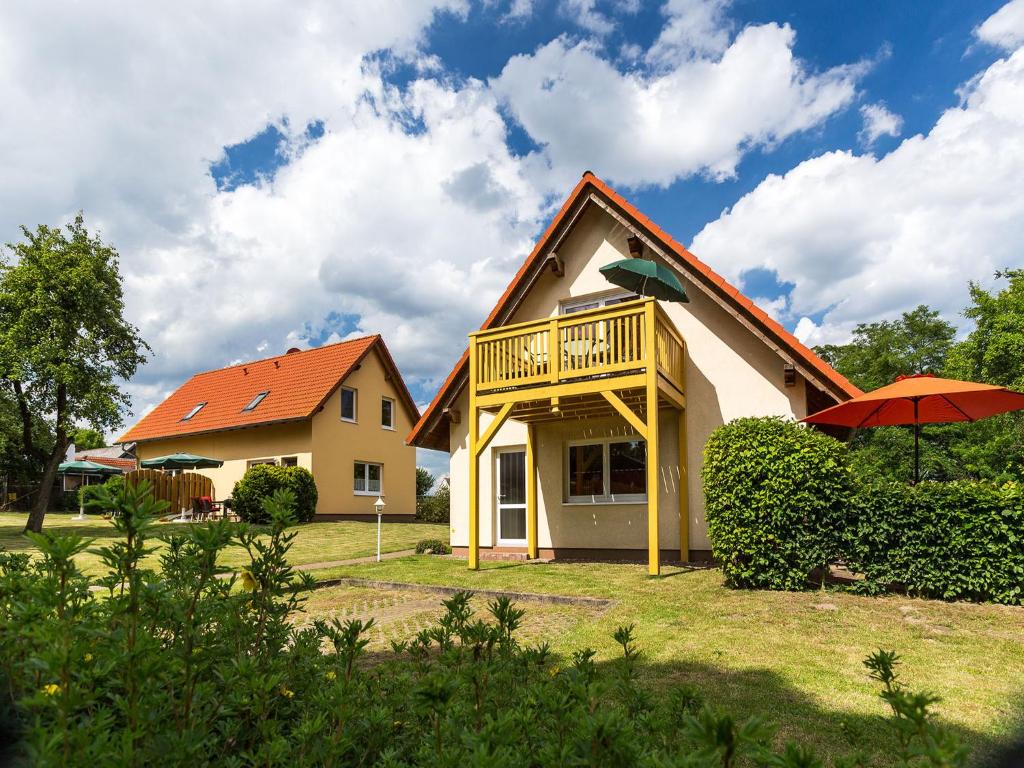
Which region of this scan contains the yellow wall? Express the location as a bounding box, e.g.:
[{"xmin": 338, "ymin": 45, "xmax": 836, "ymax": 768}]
[
  {"xmin": 448, "ymin": 205, "xmax": 810, "ymax": 553},
  {"xmin": 135, "ymin": 421, "xmax": 312, "ymax": 503},
  {"xmin": 135, "ymin": 347, "xmax": 417, "ymax": 517},
  {"xmin": 310, "ymin": 347, "xmax": 418, "ymax": 517}
]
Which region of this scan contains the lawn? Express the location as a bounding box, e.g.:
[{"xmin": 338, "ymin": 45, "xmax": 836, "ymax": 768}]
[
  {"xmin": 309, "ymin": 555, "xmax": 1024, "ymax": 764},
  {"xmin": 0, "ymin": 512, "xmax": 448, "ymax": 577}
]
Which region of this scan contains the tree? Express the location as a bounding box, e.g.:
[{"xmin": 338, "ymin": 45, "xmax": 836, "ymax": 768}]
[
  {"xmin": 0, "ymin": 215, "xmax": 149, "ymax": 532},
  {"xmin": 70, "ymin": 427, "xmax": 106, "ymax": 451},
  {"xmin": 946, "ymin": 269, "xmax": 1024, "ymax": 390},
  {"xmin": 416, "ymin": 467, "xmax": 436, "ymax": 499}
]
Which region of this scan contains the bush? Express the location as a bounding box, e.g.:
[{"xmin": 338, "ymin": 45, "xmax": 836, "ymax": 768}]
[
  {"xmin": 843, "ymin": 480, "xmax": 1024, "ymax": 604},
  {"xmin": 0, "ymin": 479, "xmax": 968, "ymax": 766},
  {"xmin": 232, "ymin": 464, "xmax": 318, "ymax": 523},
  {"xmin": 703, "ymin": 417, "xmax": 852, "ymax": 590},
  {"xmin": 416, "ymin": 481, "xmax": 450, "ymax": 524},
  {"xmin": 415, "ymin": 538, "xmax": 451, "ymax": 555},
  {"xmin": 78, "ymin": 476, "xmax": 125, "ymax": 513}
]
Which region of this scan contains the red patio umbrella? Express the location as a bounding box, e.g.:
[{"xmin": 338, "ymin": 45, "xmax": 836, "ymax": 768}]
[{"xmin": 802, "ymin": 373, "xmax": 1024, "ymax": 483}]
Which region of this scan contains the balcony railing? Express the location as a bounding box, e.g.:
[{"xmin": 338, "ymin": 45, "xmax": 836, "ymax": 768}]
[{"xmin": 470, "ymin": 298, "xmax": 684, "ymax": 395}]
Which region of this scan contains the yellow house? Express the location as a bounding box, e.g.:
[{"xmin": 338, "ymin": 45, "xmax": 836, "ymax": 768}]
[
  {"xmin": 408, "ymin": 173, "xmax": 861, "ymax": 573},
  {"xmin": 120, "ymin": 335, "xmax": 420, "ymax": 519}
]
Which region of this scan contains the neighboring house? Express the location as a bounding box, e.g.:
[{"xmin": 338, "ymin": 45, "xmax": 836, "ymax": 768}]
[
  {"xmin": 74, "ymin": 444, "xmax": 137, "ymax": 474},
  {"xmin": 408, "ymin": 172, "xmax": 861, "ymax": 574},
  {"xmin": 119, "ymin": 336, "xmax": 419, "ymax": 518}
]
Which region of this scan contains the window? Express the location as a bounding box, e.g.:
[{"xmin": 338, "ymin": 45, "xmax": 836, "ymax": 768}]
[
  {"xmin": 340, "ymin": 387, "xmax": 357, "ymax": 422},
  {"xmin": 281, "ymin": 456, "xmax": 298, "ymax": 467},
  {"xmin": 566, "ymin": 437, "xmax": 646, "ymax": 503},
  {"xmin": 561, "ymin": 291, "xmax": 639, "ymax": 315},
  {"xmin": 381, "ymin": 397, "xmax": 395, "ymax": 429},
  {"xmin": 181, "ymin": 402, "xmax": 207, "ymax": 421},
  {"xmin": 242, "ymin": 391, "xmax": 269, "ymax": 412},
  {"xmin": 354, "ymin": 461, "xmax": 382, "ymax": 496},
  {"xmin": 247, "ymin": 458, "xmax": 278, "ymax": 468}
]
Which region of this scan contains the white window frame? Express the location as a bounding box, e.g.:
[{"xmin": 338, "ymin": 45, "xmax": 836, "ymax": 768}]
[
  {"xmin": 564, "ymin": 436, "xmax": 647, "ymax": 504},
  {"xmin": 353, "ymin": 461, "xmax": 383, "ymax": 497},
  {"xmin": 340, "ymin": 387, "xmax": 357, "ymax": 423},
  {"xmin": 247, "ymin": 458, "xmax": 278, "ymax": 468},
  {"xmin": 560, "ymin": 289, "xmax": 639, "ymax": 315},
  {"xmin": 381, "ymin": 396, "xmax": 396, "ymax": 430},
  {"xmin": 281, "ymin": 456, "xmax": 298, "ymax": 467},
  {"xmin": 242, "ymin": 391, "xmax": 269, "ymax": 412},
  {"xmin": 181, "ymin": 402, "xmax": 207, "ymax": 421}
]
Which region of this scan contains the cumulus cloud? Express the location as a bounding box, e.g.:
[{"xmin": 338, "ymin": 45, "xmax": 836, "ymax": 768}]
[
  {"xmin": 491, "ymin": 21, "xmax": 867, "ymax": 189},
  {"xmin": 858, "ymin": 102, "xmax": 903, "ymax": 146},
  {"xmin": 975, "ymin": 0, "xmax": 1024, "ymax": 51},
  {"xmin": 691, "ymin": 43, "xmax": 1024, "ymax": 346},
  {"xmin": 646, "ymin": 0, "xmax": 734, "ymax": 64}
]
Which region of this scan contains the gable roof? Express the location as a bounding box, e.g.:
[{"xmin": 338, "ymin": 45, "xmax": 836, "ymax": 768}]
[
  {"xmin": 120, "ymin": 335, "xmax": 419, "ymax": 444},
  {"xmin": 75, "ymin": 455, "xmax": 137, "ymax": 473},
  {"xmin": 408, "ymin": 172, "xmax": 862, "ymax": 451}
]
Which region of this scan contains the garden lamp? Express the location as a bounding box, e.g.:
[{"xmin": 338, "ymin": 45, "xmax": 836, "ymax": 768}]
[{"xmin": 374, "ymin": 496, "xmax": 385, "ymax": 562}]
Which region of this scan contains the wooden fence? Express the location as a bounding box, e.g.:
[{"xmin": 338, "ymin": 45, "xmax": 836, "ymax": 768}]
[{"xmin": 125, "ymin": 469, "xmax": 214, "ymax": 515}]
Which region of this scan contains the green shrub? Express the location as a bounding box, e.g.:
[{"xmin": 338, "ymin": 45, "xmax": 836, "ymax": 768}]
[
  {"xmin": 843, "ymin": 480, "xmax": 1024, "ymax": 604},
  {"xmin": 415, "ymin": 538, "xmax": 451, "ymax": 555},
  {"xmin": 703, "ymin": 417, "xmax": 852, "ymax": 590},
  {"xmin": 232, "ymin": 464, "xmax": 318, "ymax": 523},
  {"xmin": 77, "ymin": 476, "xmax": 124, "ymax": 513},
  {"xmin": 0, "ymin": 479, "xmax": 967, "ymax": 766},
  {"xmin": 416, "ymin": 481, "xmax": 450, "ymax": 524}
]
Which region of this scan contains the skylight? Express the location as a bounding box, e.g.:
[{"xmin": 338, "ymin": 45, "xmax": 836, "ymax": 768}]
[
  {"xmin": 181, "ymin": 402, "xmax": 207, "ymax": 421},
  {"xmin": 242, "ymin": 391, "xmax": 269, "ymax": 412}
]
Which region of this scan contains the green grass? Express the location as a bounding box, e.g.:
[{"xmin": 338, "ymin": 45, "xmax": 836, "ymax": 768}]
[
  {"xmin": 0, "ymin": 512, "xmax": 448, "ymax": 577},
  {"xmin": 311, "ymin": 555, "xmax": 1024, "ymax": 763}
]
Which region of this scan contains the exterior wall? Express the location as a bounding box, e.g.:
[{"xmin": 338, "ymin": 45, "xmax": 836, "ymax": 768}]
[
  {"xmin": 449, "ymin": 205, "xmax": 809, "ymax": 553},
  {"xmin": 310, "ymin": 347, "xmax": 417, "ymax": 517},
  {"xmin": 134, "ymin": 421, "xmax": 313, "ymax": 502}
]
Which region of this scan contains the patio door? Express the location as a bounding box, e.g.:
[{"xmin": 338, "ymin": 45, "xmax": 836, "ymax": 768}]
[{"xmin": 496, "ymin": 449, "xmax": 527, "ymax": 545}]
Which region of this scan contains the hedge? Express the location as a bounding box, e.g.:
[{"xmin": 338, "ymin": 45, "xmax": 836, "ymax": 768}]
[
  {"xmin": 844, "ymin": 480, "xmax": 1024, "ymax": 604},
  {"xmin": 231, "ymin": 464, "xmax": 318, "ymax": 523},
  {"xmin": 78, "ymin": 476, "xmax": 125, "ymax": 513},
  {"xmin": 416, "ymin": 482, "xmax": 450, "ymax": 524},
  {"xmin": 702, "ymin": 417, "xmax": 851, "ymax": 590}
]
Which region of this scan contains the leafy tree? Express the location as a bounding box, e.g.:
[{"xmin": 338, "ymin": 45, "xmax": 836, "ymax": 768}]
[
  {"xmin": 416, "ymin": 467, "xmax": 436, "ymax": 499},
  {"xmin": 815, "ymin": 305, "xmax": 955, "ymax": 392},
  {"xmin": 0, "ymin": 215, "xmax": 149, "ymax": 532},
  {"xmin": 69, "ymin": 427, "xmax": 106, "ymax": 451},
  {"xmin": 946, "ymin": 269, "xmax": 1024, "ymax": 389}
]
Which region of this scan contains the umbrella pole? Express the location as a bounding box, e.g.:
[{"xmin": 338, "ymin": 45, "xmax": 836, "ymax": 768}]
[{"xmin": 913, "ymin": 399, "xmax": 920, "ymax": 485}]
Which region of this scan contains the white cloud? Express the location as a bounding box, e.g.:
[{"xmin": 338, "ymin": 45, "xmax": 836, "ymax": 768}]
[
  {"xmin": 858, "ymin": 102, "xmax": 903, "ymax": 146},
  {"xmin": 491, "ymin": 22, "xmax": 867, "ymax": 189},
  {"xmin": 646, "ymin": 0, "xmax": 734, "ymax": 65},
  {"xmin": 975, "ymin": 0, "xmax": 1024, "ymax": 51},
  {"xmin": 691, "ymin": 45, "xmax": 1024, "ymax": 345},
  {"xmin": 559, "ymin": 0, "xmax": 615, "ymax": 35}
]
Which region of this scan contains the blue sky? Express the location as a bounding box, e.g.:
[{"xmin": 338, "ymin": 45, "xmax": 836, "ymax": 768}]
[{"xmin": 2, "ymin": 0, "xmax": 1023, "ymax": 477}]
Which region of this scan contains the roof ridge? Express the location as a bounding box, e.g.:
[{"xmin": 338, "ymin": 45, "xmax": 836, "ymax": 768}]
[{"xmin": 188, "ymin": 334, "xmax": 381, "ymax": 377}]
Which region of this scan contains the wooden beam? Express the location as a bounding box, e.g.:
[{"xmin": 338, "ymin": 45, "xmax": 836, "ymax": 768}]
[
  {"xmin": 468, "ymin": 337, "xmax": 480, "ymax": 571},
  {"xmin": 657, "ymin": 376, "xmax": 686, "ymax": 410},
  {"xmin": 601, "ymin": 390, "xmax": 648, "ymax": 439},
  {"xmin": 475, "ymin": 402, "xmax": 514, "ymax": 458},
  {"xmin": 526, "ymin": 423, "xmax": 538, "ymax": 559},
  {"xmin": 475, "ymin": 373, "xmax": 648, "ymax": 408},
  {"xmin": 678, "ymin": 409, "xmax": 689, "ymax": 563},
  {"xmin": 645, "ymin": 303, "xmax": 661, "ymax": 577}
]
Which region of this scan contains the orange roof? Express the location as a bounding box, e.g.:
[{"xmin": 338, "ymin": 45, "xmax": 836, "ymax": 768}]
[
  {"xmin": 121, "ymin": 335, "xmax": 418, "ymax": 444},
  {"xmin": 76, "ymin": 456, "xmax": 137, "ymax": 472},
  {"xmin": 408, "ymin": 172, "xmax": 862, "ymax": 450}
]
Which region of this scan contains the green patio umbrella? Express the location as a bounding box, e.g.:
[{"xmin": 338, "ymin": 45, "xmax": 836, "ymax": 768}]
[
  {"xmin": 140, "ymin": 453, "xmax": 224, "ymax": 470},
  {"xmin": 57, "ymin": 461, "xmax": 124, "ymax": 519},
  {"xmin": 599, "ymin": 258, "xmax": 689, "ymax": 303}
]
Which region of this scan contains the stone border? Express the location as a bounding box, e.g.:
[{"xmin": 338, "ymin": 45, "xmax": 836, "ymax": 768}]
[{"xmin": 314, "ymin": 576, "xmax": 615, "ymax": 609}]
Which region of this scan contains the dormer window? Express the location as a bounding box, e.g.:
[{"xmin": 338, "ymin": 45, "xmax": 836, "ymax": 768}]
[
  {"xmin": 242, "ymin": 391, "xmax": 269, "ymax": 412},
  {"xmin": 181, "ymin": 402, "xmax": 206, "ymax": 421}
]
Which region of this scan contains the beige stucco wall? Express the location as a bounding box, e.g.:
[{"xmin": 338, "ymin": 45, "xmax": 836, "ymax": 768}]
[
  {"xmin": 135, "ymin": 348, "xmax": 417, "ymax": 517},
  {"xmin": 448, "ymin": 205, "xmax": 808, "ymax": 553},
  {"xmin": 310, "ymin": 347, "xmax": 418, "ymax": 517},
  {"xmin": 135, "ymin": 421, "xmax": 313, "ymax": 503}
]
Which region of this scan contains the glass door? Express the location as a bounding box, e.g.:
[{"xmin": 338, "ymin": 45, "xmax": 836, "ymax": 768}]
[{"xmin": 496, "ymin": 449, "xmax": 527, "ymax": 545}]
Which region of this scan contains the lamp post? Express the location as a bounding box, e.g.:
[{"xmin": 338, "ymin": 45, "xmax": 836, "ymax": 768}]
[{"xmin": 374, "ymin": 496, "xmax": 385, "ymax": 562}]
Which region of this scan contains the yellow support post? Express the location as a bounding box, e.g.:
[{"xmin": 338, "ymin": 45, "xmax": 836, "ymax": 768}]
[
  {"xmin": 644, "ymin": 303, "xmax": 661, "ymax": 576},
  {"xmin": 678, "ymin": 408, "xmax": 689, "ymax": 563},
  {"xmin": 468, "ymin": 336, "xmax": 480, "ymax": 571},
  {"xmin": 527, "ymin": 423, "xmax": 538, "ymax": 559}
]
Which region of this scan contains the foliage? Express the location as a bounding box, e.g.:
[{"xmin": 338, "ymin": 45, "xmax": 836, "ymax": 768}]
[
  {"xmin": 415, "ymin": 538, "xmax": 452, "ymax": 555},
  {"xmin": 0, "ymin": 214, "xmax": 149, "ymax": 531},
  {"xmin": 946, "ymin": 269, "xmax": 1024, "ymax": 391},
  {"xmin": 0, "ymin": 480, "xmax": 967, "ymax": 767},
  {"xmin": 416, "ymin": 479, "xmax": 450, "ymax": 524},
  {"xmin": 842, "ymin": 480, "xmax": 1024, "ymax": 604},
  {"xmin": 77, "ymin": 476, "xmax": 125, "ymax": 514},
  {"xmin": 232, "ymin": 463, "xmax": 318, "ymax": 523},
  {"xmin": 703, "ymin": 417, "xmax": 851, "ymax": 590},
  {"xmin": 69, "ymin": 427, "xmax": 105, "ymax": 451},
  {"xmin": 416, "ymin": 467, "xmax": 435, "ymax": 499},
  {"xmin": 0, "ymin": 388, "xmax": 52, "ymax": 484}
]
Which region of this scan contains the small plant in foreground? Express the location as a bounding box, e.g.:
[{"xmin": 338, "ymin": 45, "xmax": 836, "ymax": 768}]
[{"xmin": 415, "ymin": 538, "xmax": 452, "ymax": 555}]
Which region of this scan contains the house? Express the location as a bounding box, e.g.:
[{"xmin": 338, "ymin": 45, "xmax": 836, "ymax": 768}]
[
  {"xmin": 119, "ymin": 335, "xmax": 420, "ymax": 519},
  {"xmin": 408, "ymin": 172, "xmax": 861, "ymax": 574},
  {"xmin": 74, "ymin": 444, "xmax": 137, "ymax": 474}
]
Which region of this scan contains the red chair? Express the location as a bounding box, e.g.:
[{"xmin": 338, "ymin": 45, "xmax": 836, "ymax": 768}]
[{"xmin": 199, "ymin": 496, "xmax": 222, "ymax": 520}]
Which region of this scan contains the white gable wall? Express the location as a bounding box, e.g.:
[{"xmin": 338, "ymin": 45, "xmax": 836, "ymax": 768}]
[{"xmin": 448, "ymin": 205, "xmax": 808, "ymax": 554}]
